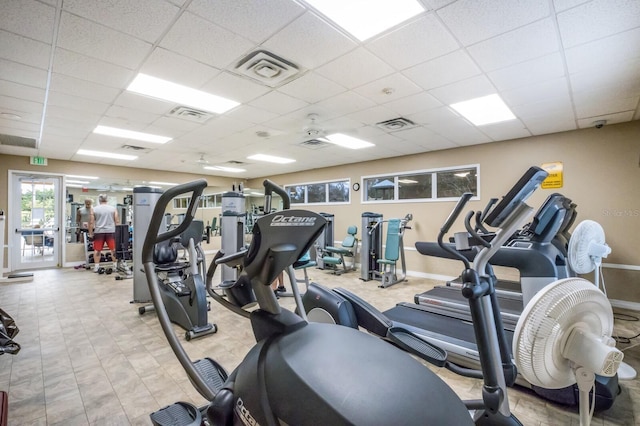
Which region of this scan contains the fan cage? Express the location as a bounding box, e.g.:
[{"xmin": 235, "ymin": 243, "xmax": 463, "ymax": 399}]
[
  {"xmin": 514, "ymin": 278, "xmax": 614, "ymax": 388},
  {"xmin": 568, "ymin": 220, "xmax": 606, "ymax": 274}
]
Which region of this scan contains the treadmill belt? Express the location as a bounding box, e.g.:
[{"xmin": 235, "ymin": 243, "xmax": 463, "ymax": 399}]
[
  {"xmin": 418, "ymin": 287, "xmax": 523, "ymax": 316},
  {"xmin": 384, "ymin": 304, "xmax": 514, "ymax": 347}
]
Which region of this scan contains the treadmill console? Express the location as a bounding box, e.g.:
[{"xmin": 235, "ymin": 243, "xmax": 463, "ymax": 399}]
[{"xmin": 484, "ymin": 167, "xmax": 548, "ymax": 228}]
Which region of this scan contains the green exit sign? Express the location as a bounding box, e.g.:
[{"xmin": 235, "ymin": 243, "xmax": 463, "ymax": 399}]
[{"xmin": 30, "ymin": 156, "xmax": 48, "ymax": 166}]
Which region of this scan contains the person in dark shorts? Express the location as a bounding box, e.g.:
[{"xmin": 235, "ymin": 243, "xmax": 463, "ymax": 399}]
[{"xmin": 89, "ymin": 194, "xmax": 119, "ymax": 273}]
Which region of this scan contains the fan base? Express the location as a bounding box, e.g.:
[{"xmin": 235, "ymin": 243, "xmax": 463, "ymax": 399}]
[{"xmin": 617, "ymin": 362, "xmax": 637, "ymax": 380}]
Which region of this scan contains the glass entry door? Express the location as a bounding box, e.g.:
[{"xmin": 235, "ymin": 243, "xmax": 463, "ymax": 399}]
[{"xmin": 11, "ymin": 173, "xmax": 62, "ymax": 270}]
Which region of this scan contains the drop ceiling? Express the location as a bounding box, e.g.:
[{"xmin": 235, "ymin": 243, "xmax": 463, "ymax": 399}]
[{"xmin": 0, "ymin": 0, "xmax": 638, "ymax": 183}]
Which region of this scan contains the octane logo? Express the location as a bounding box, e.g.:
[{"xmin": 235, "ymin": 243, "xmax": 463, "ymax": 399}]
[
  {"xmin": 270, "ymin": 214, "xmax": 317, "ymax": 226},
  {"xmin": 236, "ymin": 398, "xmax": 260, "ymax": 426}
]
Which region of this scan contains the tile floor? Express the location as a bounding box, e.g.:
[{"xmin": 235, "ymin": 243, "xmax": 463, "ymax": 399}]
[{"xmin": 1, "ymin": 264, "xmax": 639, "ymax": 425}]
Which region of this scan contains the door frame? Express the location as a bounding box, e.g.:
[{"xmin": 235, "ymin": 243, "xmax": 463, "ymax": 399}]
[{"xmin": 8, "ymin": 170, "xmax": 65, "ymax": 271}]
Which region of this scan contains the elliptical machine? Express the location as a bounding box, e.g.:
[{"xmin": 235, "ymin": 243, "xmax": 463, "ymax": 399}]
[
  {"xmin": 142, "ymin": 180, "xmax": 476, "ymax": 426},
  {"xmin": 139, "ymin": 219, "xmax": 216, "ymax": 341}
]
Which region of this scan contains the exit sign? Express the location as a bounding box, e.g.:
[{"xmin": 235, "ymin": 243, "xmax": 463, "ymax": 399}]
[{"xmin": 30, "ymin": 156, "xmax": 48, "ymax": 166}]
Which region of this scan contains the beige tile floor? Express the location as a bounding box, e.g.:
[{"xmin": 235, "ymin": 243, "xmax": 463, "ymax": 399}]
[{"xmin": 1, "ymin": 265, "xmax": 639, "ymax": 425}]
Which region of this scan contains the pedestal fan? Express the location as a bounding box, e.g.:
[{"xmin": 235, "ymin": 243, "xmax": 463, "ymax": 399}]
[{"xmin": 513, "ymin": 277, "xmax": 624, "ymax": 426}]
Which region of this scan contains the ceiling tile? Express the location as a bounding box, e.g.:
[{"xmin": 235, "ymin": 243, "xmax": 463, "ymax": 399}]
[
  {"xmin": 437, "ymin": 0, "xmax": 550, "ymax": 45},
  {"xmin": 384, "ymin": 92, "xmax": 443, "ymax": 116},
  {"xmin": 313, "ymin": 91, "xmax": 376, "ymax": 120},
  {"xmin": 0, "ymin": 0, "xmax": 55, "ymax": 43},
  {"xmin": 262, "ymin": 12, "xmax": 357, "ymax": 69},
  {"xmin": 477, "ymin": 119, "xmax": 531, "ymax": 141},
  {"xmin": 249, "ymin": 91, "xmax": 308, "ymax": 115},
  {"xmin": 200, "ymin": 71, "xmax": 271, "ymax": 104},
  {"xmin": 139, "ymin": 48, "xmax": 221, "ymax": 89},
  {"xmin": 46, "ymin": 105, "xmax": 102, "ymax": 125},
  {"xmin": 0, "ymin": 80, "xmax": 45, "ymax": 104},
  {"xmin": 564, "ymin": 27, "xmax": 640, "ymax": 74},
  {"xmin": 402, "ymin": 50, "xmax": 481, "ymax": 90},
  {"xmin": 0, "ymin": 31, "xmax": 51, "ymax": 69},
  {"xmin": 47, "ymin": 92, "xmax": 110, "ymax": 115},
  {"xmin": 346, "ymin": 106, "xmax": 399, "ymax": 126},
  {"xmin": 0, "ymin": 59, "xmax": 48, "ymax": 88},
  {"xmin": 510, "ymin": 94, "xmax": 573, "ymax": 119},
  {"xmin": 408, "ymin": 105, "xmax": 460, "ymax": 126},
  {"xmin": 425, "ymin": 117, "xmax": 491, "ymax": 145},
  {"xmin": 570, "ymin": 59, "xmax": 640, "ymax": 95},
  {"xmin": 365, "ymin": 14, "xmax": 459, "ymax": 70},
  {"xmin": 225, "ymin": 104, "xmax": 279, "ymax": 124},
  {"xmin": 501, "ymin": 77, "xmax": 569, "ymax": 106},
  {"xmin": 113, "ymin": 92, "xmax": 175, "ymax": 115},
  {"xmin": 57, "ymin": 13, "xmax": 152, "ymax": 69},
  {"xmin": 52, "ymin": 48, "xmax": 134, "ymax": 89},
  {"xmin": 557, "ymin": 0, "xmax": 640, "ymax": 48},
  {"xmin": 353, "ymin": 73, "xmax": 423, "ymax": 104},
  {"xmin": 488, "ymin": 52, "xmax": 565, "ymax": 91},
  {"xmin": 160, "ymin": 12, "xmax": 254, "ymax": 69},
  {"xmin": 392, "ymin": 126, "xmax": 458, "ymax": 151},
  {"xmin": 0, "ymin": 95, "xmax": 43, "ymax": 114},
  {"xmin": 316, "ymin": 47, "xmax": 395, "ymax": 90},
  {"xmin": 574, "ymin": 95, "xmax": 639, "ymax": 119},
  {"xmin": 104, "ymin": 105, "xmax": 164, "ymax": 126},
  {"xmin": 428, "ymin": 75, "xmax": 496, "ymax": 105},
  {"xmin": 278, "ymin": 72, "xmax": 346, "ymax": 104},
  {"xmin": 576, "ymin": 110, "xmax": 635, "ymax": 128},
  {"xmin": 64, "ymin": 0, "xmax": 180, "ymax": 42},
  {"xmin": 467, "ymin": 18, "xmax": 559, "ymax": 72},
  {"xmin": 49, "ymin": 73, "xmax": 120, "ymax": 103},
  {"xmin": 0, "ymin": 118, "xmax": 40, "ymax": 133},
  {"xmin": 149, "ymin": 116, "xmax": 203, "ymax": 134},
  {"xmin": 522, "ymin": 114, "xmax": 577, "ymax": 135},
  {"xmin": 187, "ymin": 0, "xmax": 304, "ymax": 44},
  {"xmin": 553, "ymin": 0, "xmax": 591, "ymax": 12}
]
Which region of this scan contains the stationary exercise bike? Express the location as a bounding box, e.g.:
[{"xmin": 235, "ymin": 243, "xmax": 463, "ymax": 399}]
[{"xmin": 142, "ymin": 180, "xmax": 475, "ymax": 425}]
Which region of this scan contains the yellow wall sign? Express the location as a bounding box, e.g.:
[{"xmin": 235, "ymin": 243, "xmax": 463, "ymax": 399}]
[{"xmin": 541, "ymin": 162, "xmax": 563, "ymax": 189}]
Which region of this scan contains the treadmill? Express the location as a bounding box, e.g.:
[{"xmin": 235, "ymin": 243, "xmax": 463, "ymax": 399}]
[
  {"xmin": 414, "ymin": 193, "xmax": 576, "ymax": 326},
  {"xmin": 380, "ymin": 174, "xmax": 619, "ymax": 411}
]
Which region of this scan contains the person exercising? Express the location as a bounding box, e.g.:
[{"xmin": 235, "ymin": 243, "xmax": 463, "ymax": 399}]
[{"xmin": 89, "ymin": 194, "xmax": 119, "ymax": 273}]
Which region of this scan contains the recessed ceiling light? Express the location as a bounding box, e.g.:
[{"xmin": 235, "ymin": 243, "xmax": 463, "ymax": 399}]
[
  {"xmin": 66, "ymin": 174, "xmax": 99, "ymax": 180},
  {"xmin": 149, "ymin": 181, "xmax": 179, "ymax": 186},
  {"xmin": 305, "ymin": 0, "xmax": 424, "ymax": 41},
  {"xmin": 325, "ymin": 133, "xmax": 374, "ymax": 149},
  {"xmin": 127, "ymin": 73, "xmax": 240, "ymax": 114},
  {"xmin": 203, "ymin": 166, "xmax": 246, "ymax": 173},
  {"xmin": 76, "ymin": 149, "xmax": 137, "ymax": 161},
  {"xmin": 93, "ymin": 125, "xmax": 172, "ymax": 144},
  {"xmin": 247, "ymin": 154, "xmax": 295, "ymax": 164},
  {"xmin": 450, "ymin": 94, "xmax": 516, "ymax": 126},
  {"xmin": 66, "ymin": 184, "xmax": 84, "ymax": 188}
]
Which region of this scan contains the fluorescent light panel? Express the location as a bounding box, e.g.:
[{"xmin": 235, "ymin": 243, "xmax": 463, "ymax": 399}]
[
  {"xmin": 325, "ymin": 133, "xmax": 374, "ymax": 149},
  {"xmin": 127, "ymin": 73, "xmax": 240, "ymax": 114},
  {"xmin": 247, "ymin": 154, "xmax": 295, "ymax": 164},
  {"xmin": 66, "ymin": 184, "xmax": 84, "ymax": 188},
  {"xmin": 66, "ymin": 180, "xmax": 90, "ymax": 184},
  {"xmin": 93, "ymin": 125, "xmax": 171, "ymax": 144},
  {"xmin": 76, "ymin": 149, "xmax": 137, "ymax": 161},
  {"xmin": 450, "ymin": 94, "xmax": 516, "ymax": 126},
  {"xmin": 305, "ymin": 0, "xmax": 424, "ymax": 41},
  {"xmin": 203, "ymin": 165, "xmax": 246, "ymax": 173},
  {"xmin": 149, "ymin": 181, "xmax": 179, "ymax": 186},
  {"xmin": 66, "ymin": 174, "xmax": 99, "ymax": 180}
]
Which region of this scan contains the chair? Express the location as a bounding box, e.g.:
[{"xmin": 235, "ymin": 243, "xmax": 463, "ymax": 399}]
[
  {"xmin": 322, "ymin": 226, "xmax": 358, "ymax": 275},
  {"xmin": 22, "ymin": 230, "xmax": 45, "ymax": 255}
]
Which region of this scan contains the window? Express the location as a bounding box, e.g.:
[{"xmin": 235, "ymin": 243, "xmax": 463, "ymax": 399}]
[
  {"xmin": 284, "ymin": 179, "xmax": 350, "ymax": 205},
  {"xmin": 363, "ymin": 165, "xmax": 479, "ymax": 203},
  {"xmin": 173, "ymin": 193, "xmax": 221, "ymax": 209}
]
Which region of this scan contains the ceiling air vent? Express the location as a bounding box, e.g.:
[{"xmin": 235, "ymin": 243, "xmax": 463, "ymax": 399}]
[
  {"xmin": 122, "ymin": 144, "xmax": 149, "ymax": 152},
  {"xmin": 376, "ymin": 117, "xmax": 418, "ymax": 132},
  {"xmin": 235, "ymin": 50, "xmax": 302, "ymax": 87},
  {"xmin": 168, "ymin": 106, "xmax": 214, "ymax": 123},
  {"xmin": 299, "ymin": 138, "xmax": 329, "ymax": 150},
  {"xmin": 0, "ymin": 133, "xmax": 37, "ymax": 148}
]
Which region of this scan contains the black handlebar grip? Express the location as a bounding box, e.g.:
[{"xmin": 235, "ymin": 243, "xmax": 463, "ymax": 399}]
[
  {"xmin": 263, "ymin": 179, "xmax": 290, "ymax": 209},
  {"xmin": 141, "ymin": 179, "xmax": 208, "ymax": 265},
  {"xmin": 440, "ymin": 192, "xmax": 474, "ymax": 234}
]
